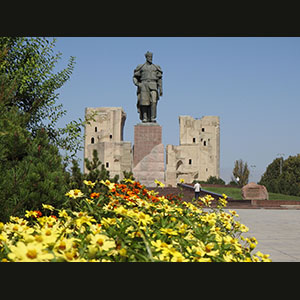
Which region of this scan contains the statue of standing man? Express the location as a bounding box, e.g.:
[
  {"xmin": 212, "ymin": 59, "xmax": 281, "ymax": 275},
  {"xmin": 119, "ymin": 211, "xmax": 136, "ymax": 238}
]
[{"xmin": 133, "ymin": 51, "xmax": 163, "ymax": 123}]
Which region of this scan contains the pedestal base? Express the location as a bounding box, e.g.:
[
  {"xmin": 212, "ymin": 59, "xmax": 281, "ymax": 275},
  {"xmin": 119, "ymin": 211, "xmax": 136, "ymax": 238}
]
[{"xmin": 133, "ymin": 123, "xmax": 165, "ymax": 187}]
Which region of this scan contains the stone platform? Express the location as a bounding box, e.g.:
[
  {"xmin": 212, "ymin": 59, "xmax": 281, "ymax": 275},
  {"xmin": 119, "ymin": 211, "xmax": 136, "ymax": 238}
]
[{"xmin": 133, "ymin": 123, "xmax": 164, "ymax": 187}]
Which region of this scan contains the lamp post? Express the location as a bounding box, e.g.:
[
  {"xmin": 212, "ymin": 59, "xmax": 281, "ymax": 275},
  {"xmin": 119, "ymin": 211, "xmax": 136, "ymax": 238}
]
[{"xmin": 277, "ymin": 153, "xmax": 285, "ymax": 175}]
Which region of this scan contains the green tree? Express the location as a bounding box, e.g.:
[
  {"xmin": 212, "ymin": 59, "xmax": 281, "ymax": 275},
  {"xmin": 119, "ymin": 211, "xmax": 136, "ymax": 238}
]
[
  {"xmin": 259, "ymin": 155, "xmax": 300, "ymax": 196},
  {"xmin": 231, "ymin": 159, "xmax": 250, "ymax": 187},
  {"xmin": 205, "ymin": 176, "xmax": 226, "ymax": 185},
  {"xmin": 122, "ymin": 170, "xmax": 135, "ymax": 181},
  {"xmin": 0, "ymin": 108, "xmax": 68, "ymax": 222},
  {"xmin": 0, "ymin": 37, "xmax": 96, "ymax": 164},
  {"xmin": 68, "ymin": 159, "xmax": 85, "ymax": 190},
  {"xmin": 0, "ymin": 37, "xmax": 74, "ymax": 130},
  {"xmin": 258, "ymin": 158, "xmax": 281, "ymax": 193},
  {"xmin": 84, "ymin": 149, "xmax": 110, "ymax": 184},
  {"xmin": 0, "ymin": 37, "xmax": 85, "ymax": 221}
]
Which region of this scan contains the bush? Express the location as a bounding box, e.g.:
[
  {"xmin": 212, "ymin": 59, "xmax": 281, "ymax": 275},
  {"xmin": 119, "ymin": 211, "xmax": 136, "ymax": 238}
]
[
  {"xmin": 206, "ymin": 176, "xmax": 226, "ymax": 185},
  {"xmin": 0, "ymin": 180, "xmax": 271, "ymax": 262},
  {"xmin": 193, "ymin": 176, "xmax": 226, "ymax": 185}
]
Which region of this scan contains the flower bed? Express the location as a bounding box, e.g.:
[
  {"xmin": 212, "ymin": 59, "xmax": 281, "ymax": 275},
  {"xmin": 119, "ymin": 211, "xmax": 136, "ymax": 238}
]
[{"xmin": 0, "ymin": 179, "xmax": 271, "ymax": 262}]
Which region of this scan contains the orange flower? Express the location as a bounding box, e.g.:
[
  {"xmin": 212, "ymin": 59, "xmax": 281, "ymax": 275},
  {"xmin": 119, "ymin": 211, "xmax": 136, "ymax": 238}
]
[
  {"xmin": 90, "ymin": 192, "xmax": 100, "ymax": 199},
  {"xmin": 34, "ymin": 211, "xmax": 42, "ymax": 218}
]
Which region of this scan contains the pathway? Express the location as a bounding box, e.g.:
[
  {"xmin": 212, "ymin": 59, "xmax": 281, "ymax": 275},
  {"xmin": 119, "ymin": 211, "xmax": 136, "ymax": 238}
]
[{"xmin": 227, "ymin": 209, "xmax": 300, "ymax": 262}]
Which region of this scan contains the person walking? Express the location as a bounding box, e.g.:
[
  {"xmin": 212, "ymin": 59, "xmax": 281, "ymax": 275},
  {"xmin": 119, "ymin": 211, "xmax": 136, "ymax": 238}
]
[{"xmin": 194, "ymin": 181, "xmax": 201, "ymax": 200}]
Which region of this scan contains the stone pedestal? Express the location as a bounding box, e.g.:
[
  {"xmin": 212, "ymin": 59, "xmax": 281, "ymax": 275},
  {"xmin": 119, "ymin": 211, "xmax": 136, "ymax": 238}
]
[
  {"xmin": 241, "ymin": 182, "xmax": 269, "ymax": 200},
  {"xmin": 133, "ymin": 123, "xmax": 165, "ymax": 187}
]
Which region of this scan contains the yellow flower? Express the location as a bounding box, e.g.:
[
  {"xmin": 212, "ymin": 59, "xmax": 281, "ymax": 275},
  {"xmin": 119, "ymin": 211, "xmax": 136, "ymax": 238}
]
[
  {"xmin": 65, "ymin": 189, "xmax": 84, "ymax": 199},
  {"xmin": 83, "ymin": 180, "xmax": 96, "ymax": 187},
  {"xmin": 229, "ymin": 210, "xmax": 239, "ymax": 217},
  {"xmin": 177, "ymin": 223, "xmax": 188, "ymax": 234},
  {"xmin": 75, "ymin": 213, "xmax": 96, "ymax": 227},
  {"xmin": 203, "ymin": 242, "xmax": 219, "ymax": 257},
  {"xmin": 37, "ymin": 216, "xmax": 57, "ymax": 227},
  {"xmin": 161, "ymin": 245, "xmax": 179, "ymax": 258},
  {"xmin": 223, "ymin": 236, "xmax": 243, "ymax": 253},
  {"xmin": 154, "ymin": 179, "xmax": 165, "ymax": 188},
  {"xmin": 160, "ymin": 228, "xmax": 178, "ymax": 236},
  {"xmin": 222, "ymin": 193, "xmax": 228, "ymax": 200},
  {"xmin": 55, "ymin": 248, "xmax": 82, "ymax": 262},
  {"xmin": 123, "ymin": 178, "xmax": 134, "ymax": 184},
  {"xmin": 54, "ymin": 237, "xmax": 79, "ymax": 254},
  {"xmin": 194, "ymin": 257, "xmax": 212, "ymax": 262},
  {"xmin": 100, "ymin": 179, "xmax": 115, "ymax": 190},
  {"xmin": 192, "ymin": 241, "xmax": 219, "ymax": 258},
  {"xmin": 8, "ymin": 241, "xmax": 54, "ymax": 262},
  {"xmin": 243, "ymin": 256, "xmax": 253, "ymax": 262},
  {"xmin": 170, "ymin": 252, "xmax": 188, "ymax": 262},
  {"xmin": 236, "ymin": 222, "xmax": 249, "ymax": 232},
  {"xmin": 250, "ymin": 237, "xmax": 258, "ymax": 245},
  {"xmin": 135, "ymin": 211, "xmax": 153, "ymax": 226},
  {"xmin": 256, "ymin": 251, "xmax": 272, "ymax": 262},
  {"xmin": 190, "ymin": 245, "xmax": 206, "ymax": 257},
  {"xmin": 119, "ymin": 248, "xmax": 127, "ymax": 257},
  {"xmin": 114, "ymin": 205, "xmax": 128, "ymax": 216},
  {"xmin": 85, "ymin": 198, "xmax": 95, "ymax": 204},
  {"xmin": 25, "ymin": 210, "xmax": 38, "ymax": 218},
  {"xmin": 34, "ymin": 226, "xmax": 61, "ymax": 246},
  {"xmin": 42, "ymin": 204, "xmax": 55, "ymax": 211},
  {"xmin": 58, "ymin": 209, "xmax": 69, "ymax": 219},
  {"xmin": 252, "ymin": 255, "xmax": 260, "ymax": 262},
  {"xmin": 179, "ymin": 178, "xmax": 185, "ymax": 183},
  {"xmin": 101, "ymin": 218, "xmax": 117, "ymax": 228},
  {"xmin": 175, "ymin": 207, "xmax": 183, "ymax": 215},
  {"xmin": 88, "ymin": 234, "xmax": 116, "ymax": 253},
  {"xmin": 151, "ymin": 240, "xmax": 170, "ymax": 252},
  {"xmin": 201, "ymin": 213, "xmax": 217, "ymax": 226},
  {"xmin": 223, "ymin": 251, "xmax": 234, "ymax": 262},
  {"xmin": 218, "ymin": 198, "xmax": 227, "ymax": 207},
  {"xmin": 200, "ymin": 195, "xmax": 214, "ymax": 206},
  {"xmin": 0, "ymin": 233, "xmax": 7, "ymax": 244}
]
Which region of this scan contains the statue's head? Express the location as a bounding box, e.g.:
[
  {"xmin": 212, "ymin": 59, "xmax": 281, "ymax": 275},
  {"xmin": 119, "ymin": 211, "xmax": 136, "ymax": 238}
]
[{"xmin": 145, "ymin": 51, "xmax": 153, "ymax": 63}]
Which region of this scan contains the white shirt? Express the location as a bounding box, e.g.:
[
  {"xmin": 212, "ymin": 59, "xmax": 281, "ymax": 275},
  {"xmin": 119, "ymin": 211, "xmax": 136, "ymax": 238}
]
[{"xmin": 194, "ymin": 182, "xmax": 201, "ymax": 192}]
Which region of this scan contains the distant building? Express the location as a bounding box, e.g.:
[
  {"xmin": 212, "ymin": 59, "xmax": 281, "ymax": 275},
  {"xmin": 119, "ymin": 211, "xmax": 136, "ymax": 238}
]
[
  {"xmin": 165, "ymin": 116, "xmax": 220, "ymax": 186},
  {"xmin": 84, "ymin": 108, "xmax": 220, "ymax": 186},
  {"xmin": 84, "ymin": 107, "xmax": 132, "ymax": 180}
]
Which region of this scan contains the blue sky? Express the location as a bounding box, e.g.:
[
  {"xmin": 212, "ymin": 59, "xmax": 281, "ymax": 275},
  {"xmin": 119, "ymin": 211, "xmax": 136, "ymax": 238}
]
[{"xmin": 53, "ymin": 37, "xmax": 300, "ymax": 184}]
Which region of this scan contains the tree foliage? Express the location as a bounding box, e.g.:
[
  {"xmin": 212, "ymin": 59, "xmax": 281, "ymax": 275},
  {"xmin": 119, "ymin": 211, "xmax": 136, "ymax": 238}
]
[
  {"xmin": 0, "ymin": 37, "xmax": 95, "ymax": 163},
  {"xmin": 0, "ymin": 37, "xmax": 81, "ymax": 221},
  {"xmin": 205, "ymin": 176, "xmax": 226, "ymax": 185},
  {"xmin": 259, "ymin": 155, "xmax": 300, "ymax": 196},
  {"xmin": 196, "ymin": 176, "xmax": 226, "ymax": 185},
  {"xmin": 84, "ymin": 149, "xmax": 112, "ymax": 186},
  {"xmin": 0, "ymin": 108, "xmax": 68, "ymax": 222},
  {"xmin": 231, "ymin": 159, "xmax": 250, "ymax": 187},
  {"xmin": 0, "ymin": 37, "xmax": 75, "ymax": 131},
  {"xmin": 66, "ymin": 149, "xmax": 120, "ymax": 198}
]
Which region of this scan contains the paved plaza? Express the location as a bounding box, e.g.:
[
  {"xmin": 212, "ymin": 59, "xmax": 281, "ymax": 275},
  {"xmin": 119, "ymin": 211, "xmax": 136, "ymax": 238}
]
[{"xmin": 227, "ymin": 209, "xmax": 300, "ymax": 262}]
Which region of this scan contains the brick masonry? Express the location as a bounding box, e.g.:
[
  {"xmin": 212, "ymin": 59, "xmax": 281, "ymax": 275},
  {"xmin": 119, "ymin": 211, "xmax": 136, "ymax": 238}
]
[{"xmin": 133, "ymin": 123, "xmax": 162, "ymax": 167}]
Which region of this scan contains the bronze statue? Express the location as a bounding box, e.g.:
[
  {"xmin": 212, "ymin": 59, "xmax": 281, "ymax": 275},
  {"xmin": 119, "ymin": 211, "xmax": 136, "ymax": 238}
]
[{"xmin": 133, "ymin": 51, "xmax": 163, "ymax": 123}]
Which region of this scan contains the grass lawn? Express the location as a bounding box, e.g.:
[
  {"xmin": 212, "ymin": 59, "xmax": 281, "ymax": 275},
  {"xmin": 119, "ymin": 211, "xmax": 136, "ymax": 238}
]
[{"xmin": 203, "ymin": 187, "xmax": 300, "ymax": 201}]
